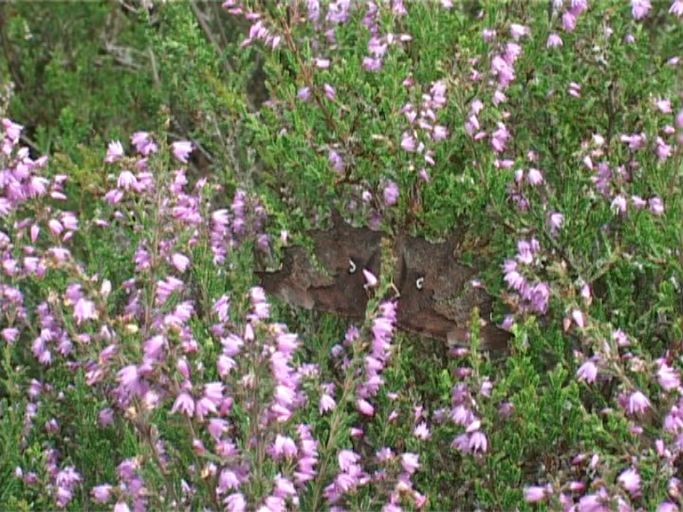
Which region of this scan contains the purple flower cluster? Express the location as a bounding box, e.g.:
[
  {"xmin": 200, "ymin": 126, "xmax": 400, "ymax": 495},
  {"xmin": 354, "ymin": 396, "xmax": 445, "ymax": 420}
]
[
  {"xmin": 550, "ymin": 0, "xmax": 589, "ymax": 33},
  {"xmin": 173, "ymin": 286, "xmax": 323, "ymax": 510},
  {"xmin": 525, "ymin": 451, "xmax": 682, "ymax": 510},
  {"xmin": 399, "ymin": 79, "xmax": 449, "ymax": 183},
  {"xmin": 0, "ymin": 118, "xmax": 69, "ymax": 285},
  {"xmin": 503, "ymin": 238, "xmax": 551, "ymax": 315},
  {"xmin": 360, "ymin": 2, "xmax": 412, "ymax": 72},
  {"xmin": 582, "ymin": 113, "xmax": 673, "ymax": 218},
  {"xmin": 221, "ymin": 1, "xmax": 282, "ymax": 50},
  {"xmin": 15, "ymin": 449, "xmax": 82, "ymax": 509},
  {"xmin": 507, "ymin": 155, "xmax": 547, "ymax": 212},
  {"xmin": 90, "ymin": 458, "xmax": 148, "ymax": 512},
  {"xmin": 526, "ymin": 311, "xmax": 683, "ymax": 510}
]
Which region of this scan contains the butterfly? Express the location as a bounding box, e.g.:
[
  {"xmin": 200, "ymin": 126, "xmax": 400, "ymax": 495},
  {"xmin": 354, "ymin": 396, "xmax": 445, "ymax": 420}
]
[
  {"xmin": 257, "ymin": 213, "xmax": 510, "ymax": 350},
  {"xmin": 393, "ymin": 234, "xmax": 510, "ymax": 351},
  {"xmin": 256, "ymin": 211, "xmax": 381, "ymax": 319}
]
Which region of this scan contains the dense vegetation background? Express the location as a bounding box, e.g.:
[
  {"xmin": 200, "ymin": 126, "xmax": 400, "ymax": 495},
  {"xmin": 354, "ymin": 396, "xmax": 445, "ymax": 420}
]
[{"xmin": 1, "ymin": 1, "xmax": 683, "ymax": 510}]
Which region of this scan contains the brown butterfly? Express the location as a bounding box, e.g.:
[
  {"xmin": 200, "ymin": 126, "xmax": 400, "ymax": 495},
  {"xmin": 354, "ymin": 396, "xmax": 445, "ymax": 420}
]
[
  {"xmin": 393, "ymin": 234, "xmax": 509, "ymax": 351},
  {"xmin": 257, "ymin": 214, "xmax": 510, "ymax": 350},
  {"xmin": 256, "ymin": 212, "xmax": 381, "ymax": 319}
]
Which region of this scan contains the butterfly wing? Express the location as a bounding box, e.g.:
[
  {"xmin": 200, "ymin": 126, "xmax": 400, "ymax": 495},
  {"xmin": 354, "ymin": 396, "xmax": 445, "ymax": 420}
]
[
  {"xmin": 257, "ymin": 214, "xmax": 382, "ymax": 319},
  {"xmin": 395, "ymin": 234, "xmax": 510, "ymax": 350}
]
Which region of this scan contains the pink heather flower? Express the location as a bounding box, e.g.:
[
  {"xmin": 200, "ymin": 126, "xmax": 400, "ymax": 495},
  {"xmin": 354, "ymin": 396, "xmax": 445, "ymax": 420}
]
[
  {"xmin": 328, "ymin": 149, "xmax": 345, "ymax": 173},
  {"xmin": 621, "ymin": 132, "xmax": 647, "ymax": 150},
  {"xmin": 432, "ymin": 125, "xmax": 448, "ymax": 141},
  {"xmin": 671, "ymin": 0, "xmax": 683, "ymax": 16},
  {"xmin": 271, "ymin": 434, "xmax": 298, "ymax": 459},
  {"xmin": 98, "ymin": 408, "xmax": 115, "ymax": 426},
  {"xmin": 516, "ymin": 238, "xmax": 539, "ymax": 264},
  {"xmin": 656, "ymin": 137, "xmax": 673, "ymax": 161},
  {"xmin": 320, "ymin": 393, "xmax": 336, "ymax": 413},
  {"xmin": 363, "ymin": 269, "xmax": 378, "ymax": 288},
  {"xmin": 105, "ymin": 140, "xmax": 125, "ymax": 163},
  {"xmin": 613, "ymin": 329, "xmax": 629, "ymax": 346},
  {"xmin": 338, "ymin": 450, "xmax": 360, "ymax": 471},
  {"xmin": 491, "ymin": 55, "xmax": 514, "ymax": 87},
  {"xmin": 491, "ymin": 123, "xmax": 510, "ymax": 153},
  {"xmin": 627, "ymin": 390, "xmax": 651, "ymax": 415},
  {"xmin": 577, "ymin": 360, "xmax": 598, "ymax": 383},
  {"xmin": 481, "ymin": 28, "xmax": 496, "ymax": 42},
  {"xmin": 631, "ymin": 0, "xmax": 651, "ymax": 19},
  {"xmin": 170, "ymin": 252, "xmax": 190, "ymax": 273},
  {"xmin": 130, "ymin": 131, "xmax": 157, "ymax": 156},
  {"xmin": 362, "ymin": 56, "xmax": 383, "ymax": 72},
  {"xmin": 657, "ymin": 362, "xmax": 681, "ymax": 391},
  {"xmin": 202, "ymin": 387, "xmax": 226, "ymax": 415},
  {"xmin": 383, "ymin": 180, "xmax": 399, "ymax": 206},
  {"xmin": 276, "ymin": 333, "xmax": 299, "ymax": 355},
  {"xmin": 117, "ymin": 365, "xmax": 140, "ymax": 392},
  {"xmin": 91, "ymin": 484, "xmax": 113, "ymax": 503},
  {"xmin": 324, "ymin": 83, "xmax": 336, "ymax": 100},
  {"xmin": 143, "ymin": 335, "xmax": 166, "ymax": 361},
  {"xmin": 469, "ymin": 431, "xmax": 488, "ymax": 453},
  {"xmin": 193, "ymin": 399, "xmax": 218, "ymax": 423},
  {"xmin": 649, "ymin": 197, "xmax": 664, "ymax": 215},
  {"xmin": 171, "ymin": 392, "xmax": 195, "ymax": 417},
  {"xmin": 562, "ymin": 11, "xmax": 577, "ymax": 31},
  {"xmin": 571, "ymin": 309, "xmax": 585, "ymax": 328},
  {"xmin": 110, "ymin": 501, "xmax": 131, "ymax": 512},
  {"xmin": 527, "ymin": 168, "xmax": 544, "ymax": 185},
  {"xmin": 528, "ymin": 282, "xmax": 550, "ymax": 314},
  {"xmin": 172, "ymin": 141, "xmax": 193, "ymax": 163},
  {"xmin": 116, "ymin": 170, "xmax": 138, "ymax": 191},
  {"xmin": 297, "ymin": 87, "xmax": 311, "ymax": 101},
  {"xmin": 509, "ymin": 23, "xmax": 530, "ymax": 40},
  {"xmin": 2, "ymin": 117, "xmax": 23, "ymax": 142},
  {"xmin": 568, "ymin": 82, "xmax": 582, "ymax": 97},
  {"xmin": 658, "ymin": 502, "xmax": 679, "ymax": 512},
  {"xmin": 577, "ymin": 489, "xmax": 610, "ymax": 511},
  {"xmin": 314, "ymin": 58, "xmax": 330, "ymax": 69},
  {"xmin": 221, "ymin": 334, "xmax": 243, "ymax": 357},
  {"xmin": 656, "ymin": 98, "xmax": 673, "ymax": 113},
  {"xmin": 217, "ymin": 355, "xmax": 236, "ymax": 377},
  {"xmin": 213, "ymin": 294, "xmax": 230, "ymax": 322},
  {"xmin": 618, "ymin": 468, "xmax": 641, "ymax": 495},
  {"xmin": 73, "ymin": 298, "xmax": 97, "ymax": 324},
  {"xmin": 274, "ymin": 476, "xmax": 296, "ymax": 498},
  {"xmin": 61, "ymin": 212, "xmax": 78, "ymax": 231},
  {"xmin": 2, "ymin": 327, "xmax": 20, "ymax": 343},
  {"xmin": 217, "ymin": 469, "xmax": 240, "ymax": 493},
  {"xmin": 504, "ymin": 269, "xmax": 525, "ymax": 291},
  {"xmin": 356, "ymin": 398, "xmax": 375, "ymax": 416},
  {"xmin": 376, "ymin": 447, "xmax": 394, "ymax": 462},
  {"xmin": 611, "ymin": 195, "xmax": 627, "ymax": 215},
  {"xmin": 549, "ymin": 212, "xmax": 564, "ymax": 235},
  {"xmin": 207, "ymin": 418, "xmax": 229, "ymax": 440},
  {"xmin": 401, "ymin": 131, "xmax": 417, "ymax": 152},
  {"xmin": 524, "ymin": 485, "xmax": 549, "ymax": 503},
  {"xmin": 547, "ymin": 33, "xmax": 563, "ymax": 48},
  {"xmin": 400, "ymin": 453, "xmax": 420, "ymax": 474},
  {"xmin": 414, "ymin": 422, "xmax": 431, "ymax": 440},
  {"xmin": 104, "ymin": 189, "xmax": 123, "ymax": 204},
  {"xmin": 225, "ymin": 493, "xmax": 246, "ymax": 512},
  {"xmin": 156, "ymin": 276, "xmax": 184, "ymax": 305}
]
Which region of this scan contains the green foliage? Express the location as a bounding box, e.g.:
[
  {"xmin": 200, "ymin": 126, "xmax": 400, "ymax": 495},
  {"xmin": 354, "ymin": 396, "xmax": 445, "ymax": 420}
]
[{"xmin": 1, "ymin": 0, "xmax": 683, "ymax": 510}]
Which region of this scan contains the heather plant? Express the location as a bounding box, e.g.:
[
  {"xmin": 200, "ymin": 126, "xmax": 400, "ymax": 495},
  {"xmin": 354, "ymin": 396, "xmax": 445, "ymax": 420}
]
[{"xmin": 1, "ymin": 0, "xmax": 683, "ymax": 511}]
